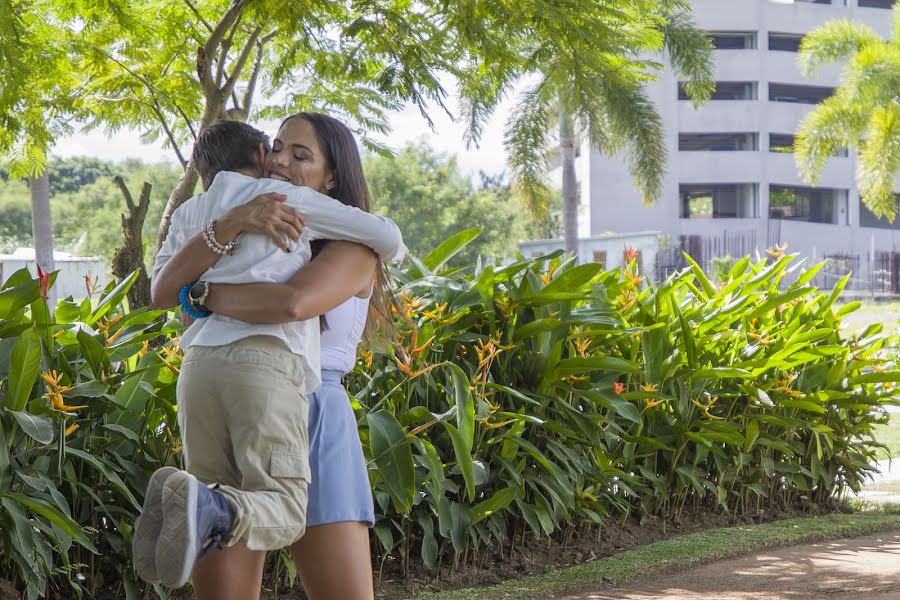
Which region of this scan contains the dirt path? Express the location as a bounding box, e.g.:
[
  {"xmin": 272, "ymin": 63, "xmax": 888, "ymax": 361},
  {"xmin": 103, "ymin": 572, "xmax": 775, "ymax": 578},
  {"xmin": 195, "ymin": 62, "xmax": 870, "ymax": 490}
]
[{"xmin": 555, "ymin": 530, "xmax": 900, "ymax": 600}]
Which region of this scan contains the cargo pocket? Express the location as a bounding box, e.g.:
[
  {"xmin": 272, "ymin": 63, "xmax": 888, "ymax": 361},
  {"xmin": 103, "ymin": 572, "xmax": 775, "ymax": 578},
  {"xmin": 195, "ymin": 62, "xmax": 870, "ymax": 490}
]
[{"xmin": 268, "ymin": 448, "xmax": 311, "ymax": 483}]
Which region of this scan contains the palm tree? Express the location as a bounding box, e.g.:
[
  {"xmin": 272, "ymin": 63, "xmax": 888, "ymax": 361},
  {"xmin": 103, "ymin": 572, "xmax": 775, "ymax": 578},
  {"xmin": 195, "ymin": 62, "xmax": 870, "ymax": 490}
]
[
  {"xmin": 496, "ymin": 7, "xmax": 715, "ymax": 255},
  {"xmin": 795, "ymin": 4, "xmax": 900, "ymax": 221},
  {"xmin": 30, "ymin": 166, "xmax": 56, "ymax": 308}
]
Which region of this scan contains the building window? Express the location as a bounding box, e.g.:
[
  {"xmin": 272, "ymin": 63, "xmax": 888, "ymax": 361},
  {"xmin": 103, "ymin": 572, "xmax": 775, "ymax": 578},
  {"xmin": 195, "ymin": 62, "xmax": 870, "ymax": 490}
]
[
  {"xmin": 708, "ymin": 31, "xmax": 757, "ymax": 50},
  {"xmin": 680, "ymin": 184, "xmax": 759, "ymax": 219},
  {"xmin": 769, "ymin": 133, "xmax": 847, "ymax": 156},
  {"xmin": 680, "ymin": 81, "xmax": 757, "ymax": 101},
  {"xmin": 768, "ymin": 33, "xmax": 804, "ymax": 52},
  {"xmin": 769, "ymin": 83, "xmax": 834, "ymax": 104},
  {"xmin": 593, "ymin": 251, "xmax": 607, "ymax": 269},
  {"xmin": 679, "ymin": 133, "xmax": 758, "ymax": 151},
  {"xmin": 858, "ymin": 0, "xmax": 896, "ymax": 8},
  {"xmin": 859, "ymin": 195, "xmax": 900, "ymax": 229},
  {"xmin": 769, "ymin": 185, "xmax": 848, "ymax": 224}
]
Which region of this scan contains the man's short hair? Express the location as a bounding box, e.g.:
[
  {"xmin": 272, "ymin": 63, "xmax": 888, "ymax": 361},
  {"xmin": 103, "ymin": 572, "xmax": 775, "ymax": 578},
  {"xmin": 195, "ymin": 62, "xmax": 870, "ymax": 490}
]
[{"xmin": 192, "ymin": 121, "xmax": 271, "ymax": 189}]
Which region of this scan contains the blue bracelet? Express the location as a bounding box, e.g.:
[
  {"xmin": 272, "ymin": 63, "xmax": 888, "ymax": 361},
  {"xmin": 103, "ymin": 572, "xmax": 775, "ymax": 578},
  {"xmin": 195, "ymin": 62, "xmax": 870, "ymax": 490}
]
[{"xmin": 179, "ymin": 283, "xmax": 211, "ymax": 319}]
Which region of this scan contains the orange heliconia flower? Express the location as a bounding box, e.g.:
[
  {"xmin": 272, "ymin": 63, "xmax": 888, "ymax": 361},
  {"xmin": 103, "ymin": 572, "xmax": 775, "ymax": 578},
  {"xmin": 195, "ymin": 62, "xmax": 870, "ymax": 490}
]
[{"xmin": 613, "ymin": 382, "xmax": 625, "ymax": 395}]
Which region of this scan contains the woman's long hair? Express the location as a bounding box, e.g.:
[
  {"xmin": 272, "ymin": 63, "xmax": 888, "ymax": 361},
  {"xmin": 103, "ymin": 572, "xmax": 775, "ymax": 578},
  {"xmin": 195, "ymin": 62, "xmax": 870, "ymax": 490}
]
[{"xmin": 278, "ymin": 112, "xmax": 397, "ymax": 341}]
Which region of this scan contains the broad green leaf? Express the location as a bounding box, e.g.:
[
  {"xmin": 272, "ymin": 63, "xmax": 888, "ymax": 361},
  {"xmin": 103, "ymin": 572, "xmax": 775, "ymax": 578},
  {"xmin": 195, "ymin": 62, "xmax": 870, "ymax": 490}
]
[
  {"xmin": 3, "ymin": 492, "xmax": 97, "ymax": 553},
  {"xmin": 469, "ymin": 486, "xmax": 516, "ymax": 525},
  {"xmin": 10, "ymin": 411, "xmax": 54, "ymax": 444},
  {"xmin": 6, "ymin": 329, "xmax": 42, "ymax": 412},
  {"xmin": 66, "ymin": 448, "xmax": 141, "ymax": 510},
  {"xmin": 443, "ymin": 422, "xmax": 476, "ymax": 501},
  {"xmin": 445, "ymin": 362, "xmax": 474, "ymax": 451},
  {"xmin": 423, "ymin": 228, "xmax": 482, "ymax": 272},
  {"xmin": 539, "ymin": 263, "xmax": 604, "ymax": 297},
  {"xmin": 366, "ymin": 410, "xmax": 414, "ymax": 513}
]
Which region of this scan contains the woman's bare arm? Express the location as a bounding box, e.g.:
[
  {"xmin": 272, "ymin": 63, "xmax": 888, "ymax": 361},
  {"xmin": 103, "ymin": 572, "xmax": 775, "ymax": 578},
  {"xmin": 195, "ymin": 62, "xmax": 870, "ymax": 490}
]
[{"xmin": 203, "ymin": 241, "xmax": 378, "ymax": 323}]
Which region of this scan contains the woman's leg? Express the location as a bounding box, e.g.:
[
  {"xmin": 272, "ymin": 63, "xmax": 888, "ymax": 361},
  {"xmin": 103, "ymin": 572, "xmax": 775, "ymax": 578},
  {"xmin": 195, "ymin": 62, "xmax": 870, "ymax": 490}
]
[
  {"xmin": 290, "ymin": 522, "xmax": 374, "ymax": 600},
  {"xmin": 192, "ymin": 544, "xmax": 267, "ymax": 600}
]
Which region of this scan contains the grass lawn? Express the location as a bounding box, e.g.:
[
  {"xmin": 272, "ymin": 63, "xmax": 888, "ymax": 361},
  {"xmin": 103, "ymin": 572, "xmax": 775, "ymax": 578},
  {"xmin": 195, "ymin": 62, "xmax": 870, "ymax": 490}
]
[{"xmin": 414, "ymin": 512, "xmax": 900, "ymax": 600}]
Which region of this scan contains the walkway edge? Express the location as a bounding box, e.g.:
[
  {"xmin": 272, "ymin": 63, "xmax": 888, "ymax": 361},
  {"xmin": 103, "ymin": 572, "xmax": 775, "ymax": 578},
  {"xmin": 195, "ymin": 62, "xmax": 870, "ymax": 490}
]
[{"xmin": 412, "ymin": 512, "xmax": 900, "ymax": 600}]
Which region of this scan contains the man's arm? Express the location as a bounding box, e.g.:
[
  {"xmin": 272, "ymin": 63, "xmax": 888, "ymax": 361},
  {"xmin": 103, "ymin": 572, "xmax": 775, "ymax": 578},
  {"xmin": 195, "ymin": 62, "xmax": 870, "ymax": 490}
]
[
  {"xmin": 203, "ymin": 241, "xmax": 378, "ymax": 323},
  {"xmin": 260, "ymin": 180, "xmax": 407, "ymax": 262}
]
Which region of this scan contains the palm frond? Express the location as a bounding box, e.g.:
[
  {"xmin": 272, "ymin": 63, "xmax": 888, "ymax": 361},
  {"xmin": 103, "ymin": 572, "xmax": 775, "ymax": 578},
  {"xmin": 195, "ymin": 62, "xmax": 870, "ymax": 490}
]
[
  {"xmin": 857, "ymin": 103, "xmax": 900, "ymax": 221},
  {"xmin": 662, "ymin": 10, "xmax": 715, "ymax": 107},
  {"xmin": 795, "ymin": 95, "xmax": 865, "ymax": 185},
  {"xmin": 504, "ymin": 81, "xmax": 555, "ymax": 220},
  {"xmin": 799, "ymin": 19, "xmax": 880, "ymax": 77},
  {"xmin": 843, "ymin": 43, "xmax": 900, "ymax": 107},
  {"xmin": 457, "ymin": 63, "xmax": 513, "ymax": 149}
]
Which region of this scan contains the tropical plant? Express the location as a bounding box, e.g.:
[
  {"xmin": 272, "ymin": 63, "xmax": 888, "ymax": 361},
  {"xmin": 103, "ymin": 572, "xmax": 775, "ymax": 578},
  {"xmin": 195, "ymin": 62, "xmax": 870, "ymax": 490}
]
[
  {"xmin": 796, "ymin": 4, "xmax": 900, "ymax": 220},
  {"xmin": 1, "ymin": 231, "xmax": 897, "ymax": 598},
  {"xmin": 346, "ymin": 232, "xmax": 898, "ymax": 573},
  {"xmin": 471, "ymin": 4, "xmax": 715, "ymax": 253},
  {"xmin": 0, "ymin": 269, "xmax": 182, "ymax": 599}
]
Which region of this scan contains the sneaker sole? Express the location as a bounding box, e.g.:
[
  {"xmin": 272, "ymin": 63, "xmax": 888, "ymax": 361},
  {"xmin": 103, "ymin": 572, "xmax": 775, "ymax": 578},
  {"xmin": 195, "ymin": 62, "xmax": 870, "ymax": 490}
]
[
  {"xmin": 132, "ymin": 466, "xmax": 179, "ymax": 583},
  {"xmin": 155, "ymin": 471, "xmax": 199, "ymax": 589}
]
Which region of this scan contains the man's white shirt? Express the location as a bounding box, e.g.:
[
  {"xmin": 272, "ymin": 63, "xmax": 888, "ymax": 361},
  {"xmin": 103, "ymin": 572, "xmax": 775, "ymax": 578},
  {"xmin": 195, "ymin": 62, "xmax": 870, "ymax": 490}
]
[{"xmin": 151, "ymin": 171, "xmax": 407, "ymax": 392}]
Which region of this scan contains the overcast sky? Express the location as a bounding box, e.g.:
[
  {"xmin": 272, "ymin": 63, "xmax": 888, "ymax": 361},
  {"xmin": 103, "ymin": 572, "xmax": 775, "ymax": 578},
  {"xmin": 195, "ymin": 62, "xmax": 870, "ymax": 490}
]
[{"xmin": 53, "ymin": 92, "xmax": 518, "ymax": 179}]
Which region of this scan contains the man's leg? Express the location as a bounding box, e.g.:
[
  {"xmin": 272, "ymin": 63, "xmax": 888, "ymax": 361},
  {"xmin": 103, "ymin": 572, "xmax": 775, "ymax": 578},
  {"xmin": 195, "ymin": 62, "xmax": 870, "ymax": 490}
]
[{"xmin": 192, "ymin": 543, "xmax": 267, "ymax": 600}]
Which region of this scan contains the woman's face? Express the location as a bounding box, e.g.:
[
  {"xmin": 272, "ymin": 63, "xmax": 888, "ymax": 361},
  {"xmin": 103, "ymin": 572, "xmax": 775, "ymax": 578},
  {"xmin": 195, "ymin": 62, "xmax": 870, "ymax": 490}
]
[{"xmin": 266, "ymin": 117, "xmax": 335, "ymax": 193}]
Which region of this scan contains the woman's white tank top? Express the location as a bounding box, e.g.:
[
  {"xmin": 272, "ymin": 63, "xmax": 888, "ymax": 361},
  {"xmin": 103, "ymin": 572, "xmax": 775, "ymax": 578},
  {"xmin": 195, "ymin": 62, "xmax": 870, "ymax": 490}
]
[{"xmin": 319, "ymin": 294, "xmax": 370, "ymax": 374}]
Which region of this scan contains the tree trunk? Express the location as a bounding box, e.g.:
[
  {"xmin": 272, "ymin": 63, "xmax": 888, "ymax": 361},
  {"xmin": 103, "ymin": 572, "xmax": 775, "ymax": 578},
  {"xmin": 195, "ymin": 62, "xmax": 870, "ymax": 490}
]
[
  {"xmin": 112, "ymin": 177, "xmax": 152, "ymax": 309},
  {"xmin": 30, "ymin": 167, "xmax": 56, "ymax": 308},
  {"xmin": 559, "ymin": 108, "xmax": 579, "ymax": 258}
]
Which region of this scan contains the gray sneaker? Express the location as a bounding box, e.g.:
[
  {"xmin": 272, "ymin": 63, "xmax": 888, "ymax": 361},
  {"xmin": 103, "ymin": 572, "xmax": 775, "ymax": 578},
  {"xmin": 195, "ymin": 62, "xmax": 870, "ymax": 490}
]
[
  {"xmin": 132, "ymin": 466, "xmax": 178, "ymax": 583},
  {"xmin": 155, "ymin": 470, "xmax": 234, "ymax": 588}
]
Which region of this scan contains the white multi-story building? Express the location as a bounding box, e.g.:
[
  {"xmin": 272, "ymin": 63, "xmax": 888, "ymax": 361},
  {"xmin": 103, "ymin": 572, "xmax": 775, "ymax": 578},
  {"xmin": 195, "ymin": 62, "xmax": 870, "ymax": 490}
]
[{"xmin": 581, "ymin": 0, "xmax": 900, "ymax": 290}]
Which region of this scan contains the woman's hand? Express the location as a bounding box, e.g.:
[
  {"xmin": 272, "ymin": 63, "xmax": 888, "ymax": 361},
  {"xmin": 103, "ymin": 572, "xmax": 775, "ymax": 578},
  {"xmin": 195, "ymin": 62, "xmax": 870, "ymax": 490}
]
[{"xmin": 218, "ymin": 193, "xmax": 306, "ymax": 252}]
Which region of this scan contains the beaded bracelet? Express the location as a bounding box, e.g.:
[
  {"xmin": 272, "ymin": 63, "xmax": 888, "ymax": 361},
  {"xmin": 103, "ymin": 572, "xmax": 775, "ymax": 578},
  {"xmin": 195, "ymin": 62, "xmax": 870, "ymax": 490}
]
[
  {"xmin": 203, "ymin": 219, "xmax": 238, "ymax": 255},
  {"xmin": 179, "ymin": 283, "xmax": 211, "ymax": 319}
]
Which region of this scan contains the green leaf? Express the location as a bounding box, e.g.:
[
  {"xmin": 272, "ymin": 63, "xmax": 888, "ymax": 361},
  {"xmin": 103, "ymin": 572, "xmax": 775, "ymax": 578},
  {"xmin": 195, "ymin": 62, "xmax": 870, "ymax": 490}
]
[
  {"xmin": 366, "ymin": 410, "xmax": 414, "ymax": 513},
  {"xmin": 3, "ymin": 492, "xmax": 97, "ymax": 553},
  {"xmin": 0, "ymin": 277, "xmax": 41, "ymax": 319},
  {"xmin": 469, "ymin": 486, "xmax": 516, "ymax": 525},
  {"xmin": 554, "ymin": 356, "xmax": 638, "ymax": 376},
  {"xmin": 446, "ymin": 363, "xmax": 474, "ymax": 452},
  {"xmin": 538, "ymin": 263, "xmax": 604, "ymax": 297},
  {"xmin": 88, "ymin": 269, "xmax": 140, "ymax": 325},
  {"xmin": 76, "ymin": 329, "xmax": 107, "ymax": 380},
  {"xmin": 423, "ymin": 228, "xmax": 482, "ymax": 272},
  {"xmin": 66, "ymin": 448, "xmax": 141, "ymax": 510},
  {"xmin": 417, "ymin": 512, "xmax": 439, "ymax": 569},
  {"xmin": 10, "ymin": 411, "xmax": 55, "ymax": 444},
  {"xmin": 6, "ymin": 329, "xmax": 42, "ymax": 412},
  {"xmin": 443, "ymin": 422, "xmax": 476, "ymax": 501}
]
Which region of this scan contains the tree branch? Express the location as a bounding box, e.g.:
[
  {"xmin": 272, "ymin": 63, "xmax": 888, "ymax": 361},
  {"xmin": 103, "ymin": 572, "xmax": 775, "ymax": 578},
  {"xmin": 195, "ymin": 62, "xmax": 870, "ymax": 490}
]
[
  {"xmin": 199, "ymin": 0, "xmax": 246, "ymax": 94},
  {"xmin": 173, "ymin": 102, "xmax": 198, "ymax": 140},
  {"xmin": 143, "ymin": 97, "xmax": 188, "ymax": 167},
  {"xmin": 222, "ymin": 25, "xmax": 262, "ymax": 98},
  {"xmin": 113, "ymin": 175, "xmax": 136, "ymax": 212},
  {"xmin": 242, "ymin": 31, "xmax": 274, "ymax": 114},
  {"xmin": 183, "ymin": 0, "xmax": 213, "ymax": 33}
]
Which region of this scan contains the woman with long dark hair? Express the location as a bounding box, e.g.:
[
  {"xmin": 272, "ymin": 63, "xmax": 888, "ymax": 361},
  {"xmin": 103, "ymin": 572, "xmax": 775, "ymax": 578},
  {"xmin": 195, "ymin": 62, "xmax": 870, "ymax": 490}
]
[{"xmin": 149, "ymin": 112, "xmax": 390, "ymax": 599}]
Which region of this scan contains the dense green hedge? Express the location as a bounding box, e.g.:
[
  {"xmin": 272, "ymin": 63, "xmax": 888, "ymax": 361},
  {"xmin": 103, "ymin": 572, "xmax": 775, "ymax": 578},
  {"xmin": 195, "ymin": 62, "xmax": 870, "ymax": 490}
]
[{"xmin": 0, "ymin": 231, "xmax": 896, "ymax": 598}]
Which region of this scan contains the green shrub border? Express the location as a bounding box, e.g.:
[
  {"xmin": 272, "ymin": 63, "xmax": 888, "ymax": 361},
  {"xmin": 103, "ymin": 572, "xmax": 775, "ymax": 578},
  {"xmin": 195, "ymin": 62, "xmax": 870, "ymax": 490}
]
[{"xmin": 415, "ymin": 511, "xmax": 900, "ymax": 600}]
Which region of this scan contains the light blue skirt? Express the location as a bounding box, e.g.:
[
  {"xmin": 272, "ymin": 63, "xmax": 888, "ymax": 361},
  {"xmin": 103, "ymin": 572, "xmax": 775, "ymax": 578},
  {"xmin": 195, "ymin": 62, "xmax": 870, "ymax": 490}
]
[{"xmin": 306, "ymin": 370, "xmax": 375, "ymax": 527}]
